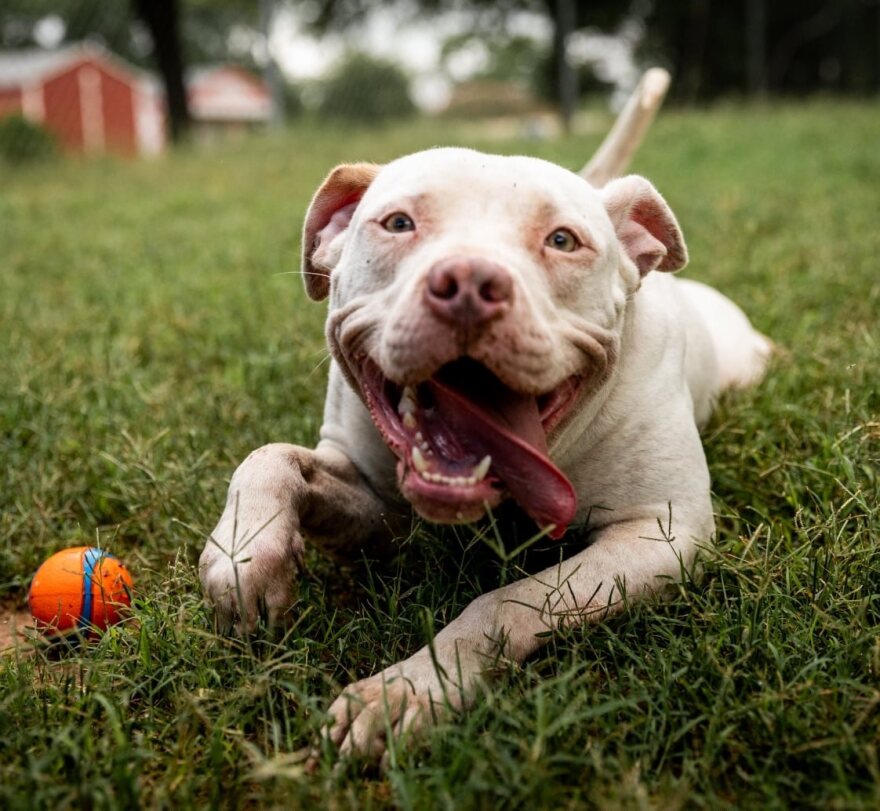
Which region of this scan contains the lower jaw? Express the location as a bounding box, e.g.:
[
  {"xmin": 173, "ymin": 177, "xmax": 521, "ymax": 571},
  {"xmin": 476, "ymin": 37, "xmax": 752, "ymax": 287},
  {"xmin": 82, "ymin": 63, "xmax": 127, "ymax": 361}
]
[{"xmin": 399, "ymin": 465, "xmax": 504, "ymax": 524}]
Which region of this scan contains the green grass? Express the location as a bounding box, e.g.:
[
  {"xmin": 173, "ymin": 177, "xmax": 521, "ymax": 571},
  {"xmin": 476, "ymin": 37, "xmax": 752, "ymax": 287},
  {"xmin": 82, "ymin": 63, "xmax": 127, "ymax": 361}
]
[{"xmin": 1, "ymin": 103, "xmax": 878, "ymax": 809}]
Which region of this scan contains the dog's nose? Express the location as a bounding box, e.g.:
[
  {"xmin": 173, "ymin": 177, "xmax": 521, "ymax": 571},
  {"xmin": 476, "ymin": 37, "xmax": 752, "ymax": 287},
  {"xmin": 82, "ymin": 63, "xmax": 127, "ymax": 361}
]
[{"xmin": 425, "ymin": 256, "xmax": 513, "ymax": 326}]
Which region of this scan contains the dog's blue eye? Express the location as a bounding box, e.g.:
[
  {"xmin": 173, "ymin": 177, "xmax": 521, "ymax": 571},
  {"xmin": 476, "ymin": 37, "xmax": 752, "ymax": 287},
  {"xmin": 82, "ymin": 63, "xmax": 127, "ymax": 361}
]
[
  {"xmin": 545, "ymin": 228, "xmax": 579, "ymax": 252},
  {"xmin": 382, "ymin": 212, "xmax": 415, "ymax": 233}
]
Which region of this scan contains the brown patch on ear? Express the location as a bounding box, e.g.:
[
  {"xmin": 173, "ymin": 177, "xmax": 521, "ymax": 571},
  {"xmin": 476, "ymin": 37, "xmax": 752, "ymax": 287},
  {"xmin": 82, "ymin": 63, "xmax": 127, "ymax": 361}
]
[
  {"xmin": 602, "ymin": 175, "xmax": 688, "ymax": 275},
  {"xmin": 302, "ymin": 162, "xmax": 381, "ymax": 301}
]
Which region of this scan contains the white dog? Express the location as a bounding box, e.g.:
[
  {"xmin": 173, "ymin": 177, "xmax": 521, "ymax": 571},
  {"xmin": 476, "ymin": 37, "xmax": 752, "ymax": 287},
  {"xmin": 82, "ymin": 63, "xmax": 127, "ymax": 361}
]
[{"xmin": 199, "ymin": 73, "xmax": 771, "ymax": 762}]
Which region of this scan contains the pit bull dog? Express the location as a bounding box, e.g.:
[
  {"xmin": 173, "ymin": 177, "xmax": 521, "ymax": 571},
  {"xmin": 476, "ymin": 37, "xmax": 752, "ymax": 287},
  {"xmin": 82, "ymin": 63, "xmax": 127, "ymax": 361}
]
[{"xmin": 199, "ymin": 73, "xmax": 771, "ymax": 762}]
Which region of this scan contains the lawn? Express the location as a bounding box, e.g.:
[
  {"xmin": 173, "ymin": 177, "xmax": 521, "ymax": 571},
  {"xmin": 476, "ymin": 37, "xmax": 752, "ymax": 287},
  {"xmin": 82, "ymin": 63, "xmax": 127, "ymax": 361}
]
[{"xmin": 1, "ymin": 102, "xmax": 878, "ymax": 809}]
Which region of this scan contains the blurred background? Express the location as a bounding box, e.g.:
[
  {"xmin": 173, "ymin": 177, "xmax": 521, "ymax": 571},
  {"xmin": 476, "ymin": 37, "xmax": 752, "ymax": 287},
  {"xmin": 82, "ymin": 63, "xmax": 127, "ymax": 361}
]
[{"xmin": 1, "ymin": 0, "xmax": 879, "ymax": 161}]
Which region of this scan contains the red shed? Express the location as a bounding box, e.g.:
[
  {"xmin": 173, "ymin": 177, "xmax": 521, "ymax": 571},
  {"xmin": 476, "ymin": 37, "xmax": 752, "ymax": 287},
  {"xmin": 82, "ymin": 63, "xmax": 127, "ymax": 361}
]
[
  {"xmin": 0, "ymin": 44, "xmax": 165, "ymax": 156},
  {"xmin": 187, "ymin": 64, "xmax": 273, "ymax": 139}
]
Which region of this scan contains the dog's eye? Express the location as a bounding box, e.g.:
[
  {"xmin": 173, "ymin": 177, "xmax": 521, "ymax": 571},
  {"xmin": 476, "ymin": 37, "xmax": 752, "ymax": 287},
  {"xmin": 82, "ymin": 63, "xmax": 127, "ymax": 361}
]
[
  {"xmin": 382, "ymin": 212, "xmax": 415, "ymax": 233},
  {"xmin": 545, "ymin": 228, "xmax": 579, "ymax": 253}
]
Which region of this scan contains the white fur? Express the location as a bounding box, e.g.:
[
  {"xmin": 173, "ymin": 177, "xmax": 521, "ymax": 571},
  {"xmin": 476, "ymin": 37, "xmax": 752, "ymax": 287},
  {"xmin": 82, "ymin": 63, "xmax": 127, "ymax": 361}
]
[{"xmin": 199, "ymin": 148, "xmax": 770, "ymax": 763}]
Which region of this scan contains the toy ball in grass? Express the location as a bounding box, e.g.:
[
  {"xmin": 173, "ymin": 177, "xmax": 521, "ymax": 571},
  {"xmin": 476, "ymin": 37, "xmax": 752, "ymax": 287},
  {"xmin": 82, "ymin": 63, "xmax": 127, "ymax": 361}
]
[{"xmin": 28, "ymin": 546, "xmax": 133, "ymax": 635}]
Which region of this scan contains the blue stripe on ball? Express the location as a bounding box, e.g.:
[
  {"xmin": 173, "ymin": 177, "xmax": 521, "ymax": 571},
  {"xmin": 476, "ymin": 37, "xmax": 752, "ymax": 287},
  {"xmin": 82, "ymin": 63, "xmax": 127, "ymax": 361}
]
[{"xmin": 79, "ymin": 548, "xmax": 104, "ymax": 629}]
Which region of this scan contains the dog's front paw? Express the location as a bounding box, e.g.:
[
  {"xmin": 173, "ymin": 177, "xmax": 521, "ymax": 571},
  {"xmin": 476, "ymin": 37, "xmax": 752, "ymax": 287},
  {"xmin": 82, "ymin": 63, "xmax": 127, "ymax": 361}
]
[
  {"xmin": 199, "ymin": 509, "xmax": 304, "ymax": 635},
  {"xmin": 325, "ymin": 648, "xmax": 482, "ymax": 764}
]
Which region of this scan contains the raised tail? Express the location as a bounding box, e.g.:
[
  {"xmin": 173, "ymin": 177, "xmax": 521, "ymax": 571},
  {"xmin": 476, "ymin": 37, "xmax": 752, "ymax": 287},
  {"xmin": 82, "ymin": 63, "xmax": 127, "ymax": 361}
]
[{"xmin": 580, "ymin": 67, "xmax": 671, "ymax": 187}]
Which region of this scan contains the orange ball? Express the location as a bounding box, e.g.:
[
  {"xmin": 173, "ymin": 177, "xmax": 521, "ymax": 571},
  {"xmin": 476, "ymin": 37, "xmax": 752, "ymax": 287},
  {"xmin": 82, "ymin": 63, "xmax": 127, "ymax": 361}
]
[{"xmin": 28, "ymin": 546, "xmax": 133, "ymax": 635}]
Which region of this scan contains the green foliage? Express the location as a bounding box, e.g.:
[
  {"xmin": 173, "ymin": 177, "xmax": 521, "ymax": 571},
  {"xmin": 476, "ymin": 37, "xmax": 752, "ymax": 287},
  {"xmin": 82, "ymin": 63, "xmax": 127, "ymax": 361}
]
[
  {"xmin": 1, "ymin": 0, "xmax": 142, "ymax": 65},
  {"xmin": 0, "ymin": 115, "xmax": 56, "ymax": 164},
  {"xmin": 441, "ymin": 32, "xmax": 548, "ymax": 85},
  {"xmin": 281, "ymin": 80, "xmax": 304, "ymax": 120},
  {"xmin": 0, "ymin": 104, "xmax": 879, "ymax": 807},
  {"xmin": 0, "ymin": 0, "xmax": 259, "ymax": 70},
  {"xmin": 182, "ymin": 0, "xmax": 260, "ymax": 68},
  {"xmin": 317, "ymin": 52, "xmax": 415, "ymax": 124},
  {"xmin": 313, "ymin": 0, "xmax": 880, "ymax": 98}
]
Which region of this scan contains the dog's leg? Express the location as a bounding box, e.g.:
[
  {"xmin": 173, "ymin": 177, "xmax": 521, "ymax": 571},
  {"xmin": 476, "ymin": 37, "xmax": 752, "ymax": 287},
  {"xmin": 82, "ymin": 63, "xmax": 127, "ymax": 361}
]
[
  {"xmin": 199, "ymin": 442, "xmax": 390, "ymax": 634},
  {"xmin": 326, "ymin": 512, "xmax": 705, "ymax": 762},
  {"xmin": 678, "ymin": 278, "xmax": 774, "ymax": 392}
]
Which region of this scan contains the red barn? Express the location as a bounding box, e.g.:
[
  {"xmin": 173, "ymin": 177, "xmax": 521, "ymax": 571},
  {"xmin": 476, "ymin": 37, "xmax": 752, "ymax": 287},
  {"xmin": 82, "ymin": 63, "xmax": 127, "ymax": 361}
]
[{"xmin": 0, "ymin": 43, "xmax": 165, "ymax": 157}]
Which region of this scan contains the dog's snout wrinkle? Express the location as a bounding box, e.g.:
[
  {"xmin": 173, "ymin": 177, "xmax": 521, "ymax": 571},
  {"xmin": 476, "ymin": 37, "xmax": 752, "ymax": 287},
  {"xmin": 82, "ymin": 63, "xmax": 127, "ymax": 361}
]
[{"xmin": 425, "ymin": 256, "xmax": 513, "ymax": 330}]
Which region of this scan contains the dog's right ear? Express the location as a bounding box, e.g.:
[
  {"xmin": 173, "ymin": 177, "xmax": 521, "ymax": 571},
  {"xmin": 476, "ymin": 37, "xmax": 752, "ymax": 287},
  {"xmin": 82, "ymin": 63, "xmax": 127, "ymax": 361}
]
[
  {"xmin": 301, "ymin": 162, "xmax": 381, "ymax": 301},
  {"xmin": 601, "ymin": 175, "xmax": 688, "ymax": 277}
]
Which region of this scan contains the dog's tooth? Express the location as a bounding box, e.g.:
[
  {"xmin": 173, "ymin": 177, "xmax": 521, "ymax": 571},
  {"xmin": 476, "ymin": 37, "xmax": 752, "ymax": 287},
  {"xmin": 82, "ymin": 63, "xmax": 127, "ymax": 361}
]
[
  {"xmin": 398, "ymin": 386, "xmax": 417, "ymax": 416},
  {"xmin": 412, "ymin": 446, "xmax": 429, "ymax": 473},
  {"xmin": 464, "ymin": 476, "xmax": 476, "ymax": 486},
  {"xmin": 473, "ymin": 455, "xmax": 492, "ymax": 481},
  {"xmin": 402, "ymin": 411, "xmax": 417, "ymax": 429}
]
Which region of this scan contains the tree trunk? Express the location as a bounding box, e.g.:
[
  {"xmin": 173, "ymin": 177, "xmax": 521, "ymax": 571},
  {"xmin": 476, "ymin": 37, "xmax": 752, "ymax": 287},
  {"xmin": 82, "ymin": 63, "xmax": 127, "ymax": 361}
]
[
  {"xmin": 132, "ymin": 0, "xmax": 190, "ymax": 143},
  {"xmin": 679, "ymin": 0, "xmax": 710, "ymax": 104},
  {"xmin": 745, "ymin": 0, "xmax": 767, "ymax": 97},
  {"xmin": 555, "ymin": 0, "xmax": 578, "ymax": 134},
  {"xmin": 259, "ymin": 0, "xmax": 285, "ymax": 127}
]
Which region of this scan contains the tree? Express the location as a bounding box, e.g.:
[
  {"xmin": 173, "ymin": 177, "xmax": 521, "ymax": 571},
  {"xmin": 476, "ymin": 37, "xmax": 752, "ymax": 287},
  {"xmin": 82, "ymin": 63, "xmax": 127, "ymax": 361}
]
[
  {"xmin": 317, "ymin": 52, "xmax": 415, "ymax": 124},
  {"xmin": 638, "ymin": 0, "xmax": 880, "ymax": 100},
  {"xmin": 309, "ymin": 0, "xmax": 880, "ymax": 103},
  {"xmin": 132, "ymin": 0, "xmax": 190, "ymax": 142},
  {"xmin": 309, "ymin": 0, "xmax": 600, "ymax": 124},
  {"xmin": 1, "ymin": 1, "xmax": 134, "ymax": 55},
  {"xmin": 131, "ymin": 0, "xmax": 262, "ymax": 141}
]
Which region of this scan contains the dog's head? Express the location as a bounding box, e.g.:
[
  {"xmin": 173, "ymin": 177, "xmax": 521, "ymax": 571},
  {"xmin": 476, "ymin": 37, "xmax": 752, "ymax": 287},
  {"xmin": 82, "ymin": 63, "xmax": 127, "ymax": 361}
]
[{"xmin": 302, "ymin": 148, "xmax": 687, "ymax": 535}]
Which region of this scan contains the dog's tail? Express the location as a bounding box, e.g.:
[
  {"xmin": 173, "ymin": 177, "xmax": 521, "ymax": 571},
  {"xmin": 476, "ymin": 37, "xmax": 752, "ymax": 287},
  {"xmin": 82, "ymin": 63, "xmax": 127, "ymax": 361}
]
[{"xmin": 580, "ymin": 68, "xmax": 671, "ymax": 187}]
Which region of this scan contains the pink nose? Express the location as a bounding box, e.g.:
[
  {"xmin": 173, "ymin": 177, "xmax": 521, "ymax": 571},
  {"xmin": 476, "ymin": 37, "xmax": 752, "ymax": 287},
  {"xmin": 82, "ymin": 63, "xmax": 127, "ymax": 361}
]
[{"xmin": 424, "ymin": 256, "xmax": 513, "ymax": 326}]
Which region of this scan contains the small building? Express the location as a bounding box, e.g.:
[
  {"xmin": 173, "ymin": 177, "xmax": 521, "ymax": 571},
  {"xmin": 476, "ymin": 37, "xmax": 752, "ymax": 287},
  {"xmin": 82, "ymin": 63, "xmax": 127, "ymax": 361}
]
[
  {"xmin": 187, "ymin": 65, "xmax": 273, "ymax": 140},
  {"xmin": 441, "ymin": 79, "xmax": 542, "ymax": 119},
  {"xmin": 0, "ymin": 44, "xmax": 274, "ymax": 156},
  {"xmin": 0, "ymin": 43, "xmax": 164, "ymax": 156}
]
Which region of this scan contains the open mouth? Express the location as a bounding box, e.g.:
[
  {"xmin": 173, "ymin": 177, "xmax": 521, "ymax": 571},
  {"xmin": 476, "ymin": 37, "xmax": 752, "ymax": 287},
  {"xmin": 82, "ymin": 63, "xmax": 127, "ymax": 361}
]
[{"xmin": 359, "ymin": 356, "xmax": 582, "ymax": 537}]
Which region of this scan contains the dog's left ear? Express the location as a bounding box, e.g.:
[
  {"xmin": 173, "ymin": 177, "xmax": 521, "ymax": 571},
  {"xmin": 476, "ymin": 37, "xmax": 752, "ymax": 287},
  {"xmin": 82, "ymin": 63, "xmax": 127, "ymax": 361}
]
[
  {"xmin": 302, "ymin": 162, "xmax": 381, "ymax": 301},
  {"xmin": 601, "ymin": 175, "xmax": 688, "ymax": 276}
]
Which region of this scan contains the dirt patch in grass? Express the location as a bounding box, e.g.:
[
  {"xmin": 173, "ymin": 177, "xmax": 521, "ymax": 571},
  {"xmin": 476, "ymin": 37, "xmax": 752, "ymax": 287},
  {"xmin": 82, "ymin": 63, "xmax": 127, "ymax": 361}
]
[{"xmin": 0, "ymin": 604, "xmax": 32, "ymax": 653}]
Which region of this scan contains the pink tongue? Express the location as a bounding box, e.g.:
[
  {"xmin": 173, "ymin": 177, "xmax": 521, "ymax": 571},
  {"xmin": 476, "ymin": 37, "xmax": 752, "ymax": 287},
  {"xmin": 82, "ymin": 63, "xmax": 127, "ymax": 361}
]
[{"xmin": 428, "ymin": 378, "xmax": 577, "ymax": 538}]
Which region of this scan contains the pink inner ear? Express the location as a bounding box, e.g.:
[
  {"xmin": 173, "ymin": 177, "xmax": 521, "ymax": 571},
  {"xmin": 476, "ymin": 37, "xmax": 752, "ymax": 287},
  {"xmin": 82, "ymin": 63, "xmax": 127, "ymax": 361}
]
[
  {"xmin": 314, "ymin": 202, "xmax": 358, "ymax": 253},
  {"xmin": 619, "ymin": 219, "xmax": 667, "ymax": 276}
]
